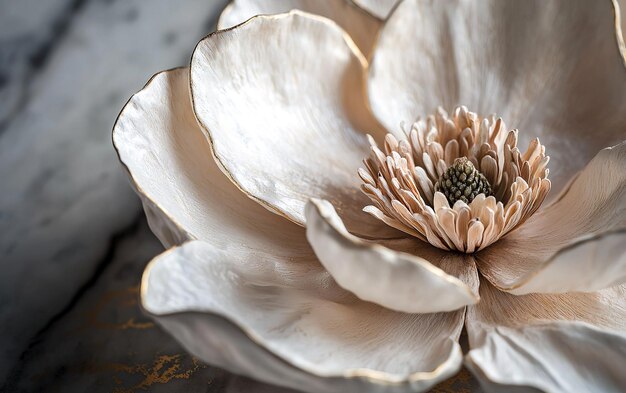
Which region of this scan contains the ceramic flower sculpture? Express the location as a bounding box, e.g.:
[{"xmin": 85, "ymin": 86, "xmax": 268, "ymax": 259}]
[{"xmin": 113, "ymin": 0, "xmax": 626, "ymax": 392}]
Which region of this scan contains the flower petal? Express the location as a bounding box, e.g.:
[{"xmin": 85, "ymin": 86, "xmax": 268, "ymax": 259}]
[
  {"xmin": 191, "ymin": 11, "xmax": 394, "ymax": 239},
  {"xmin": 612, "ymin": 0, "xmax": 626, "ymax": 60},
  {"xmin": 476, "ymin": 142, "xmax": 626, "ymax": 295},
  {"xmin": 465, "ymin": 278, "xmax": 626, "ymax": 392},
  {"xmin": 218, "ymin": 0, "xmax": 381, "ymax": 56},
  {"xmin": 305, "ymin": 198, "xmax": 479, "ymax": 313},
  {"xmin": 142, "ymin": 240, "xmax": 466, "ymax": 393},
  {"xmin": 352, "ymin": 0, "xmax": 398, "ymax": 19},
  {"xmin": 368, "ymin": 0, "xmax": 626, "ymax": 195},
  {"xmin": 113, "ymin": 68, "xmax": 303, "ymax": 249}
]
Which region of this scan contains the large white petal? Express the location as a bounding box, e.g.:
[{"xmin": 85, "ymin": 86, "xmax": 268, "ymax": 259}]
[
  {"xmin": 142, "ymin": 240, "xmax": 466, "ymax": 393},
  {"xmin": 305, "ymin": 198, "xmax": 479, "ymax": 313},
  {"xmin": 368, "ymin": 0, "xmax": 626, "ymax": 195},
  {"xmin": 191, "ymin": 11, "xmax": 395, "ymax": 239},
  {"xmin": 465, "ymin": 279, "xmax": 626, "ymax": 393},
  {"xmin": 218, "ymin": 0, "xmax": 381, "ymax": 56},
  {"xmin": 476, "ymin": 142, "xmax": 626, "ymax": 295},
  {"xmin": 113, "ymin": 68, "xmax": 302, "ymax": 249}
]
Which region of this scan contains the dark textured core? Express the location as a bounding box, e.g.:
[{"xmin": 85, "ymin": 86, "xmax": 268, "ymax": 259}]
[{"xmin": 435, "ymin": 157, "xmax": 492, "ymax": 205}]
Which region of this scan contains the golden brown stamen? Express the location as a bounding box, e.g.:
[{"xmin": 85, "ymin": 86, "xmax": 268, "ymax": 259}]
[{"xmin": 359, "ymin": 106, "xmax": 551, "ymax": 253}]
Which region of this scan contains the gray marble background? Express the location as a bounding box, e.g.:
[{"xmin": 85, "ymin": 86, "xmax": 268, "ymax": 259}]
[{"xmin": 0, "ymin": 1, "xmax": 479, "ymax": 392}]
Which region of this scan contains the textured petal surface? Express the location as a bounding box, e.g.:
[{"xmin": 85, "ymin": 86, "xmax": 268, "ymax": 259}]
[
  {"xmin": 476, "ymin": 142, "xmax": 626, "ymax": 295},
  {"xmin": 613, "ymin": 0, "xmax": 626, "ymax": 60},
  {"xmin": 142, "ymin": 240, "xmax": 466, "ymax": 393},
  {"xmin": 352, "ymin": 0, "xmax": 398, "ymax": 19},
  {"xmin": 305, "ymin": 198, "xmax": 479, "ymax": 313},
  {"xmin": 465, "ymin": 278, "xmax": 626, "ymax": 393},
  {"xmin": 218, "ymin": 0, "xmax": 381, "ymax": 56},
  {"xmin": 368, "ymin": 0, "xmax": 626, "ymax": 195},
  {"xmin": 113, "ymin": 68, "xmax": 303, "ymax": 249},
  {"xmin": 191, "ymin": 11, "xmax": 394, "ymax": 239}
]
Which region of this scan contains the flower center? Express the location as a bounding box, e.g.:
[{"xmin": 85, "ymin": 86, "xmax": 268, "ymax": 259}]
[
  {"xmin": 359, "ymin": 106, "xmax": 551, "ymax": 253},
  {"xmin": 435, "ymin": 157, "xmax": 492, "ymax": 205}
]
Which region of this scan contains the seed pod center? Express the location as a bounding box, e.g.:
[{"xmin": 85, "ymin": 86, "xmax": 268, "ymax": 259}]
[{"xmin": 435, "ymin": 157, "xmax": 492, "ymax": 205}]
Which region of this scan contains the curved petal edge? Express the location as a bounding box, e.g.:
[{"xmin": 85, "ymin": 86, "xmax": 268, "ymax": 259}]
[
  {"xmin": 476, "ymin": 141, "xmax": 626, "ymax": 295},
  {"xmin": 218, "ymin": 0, "xmax": 382, "ymax": 56},
  {"xmin": 142, "ymin": 240, "xmax": 467, "ymax": 393},
  {"xmin": 191, "ymin": 10, "xmax": 394, "ymax": 239},
  {"xmin": 112, "ymin": 67, "xmax": 304, "ymax": 251},
  {"xmin": 305, "ymin": 198, "xmax": 479, "ymax": 313},
  {"xmin": 465, "ymin": 321, "xmax": 626, "ymax": 393},
  {"xmin": 504, "ymin": 229, "xmax": 626, "ymax": 295}
]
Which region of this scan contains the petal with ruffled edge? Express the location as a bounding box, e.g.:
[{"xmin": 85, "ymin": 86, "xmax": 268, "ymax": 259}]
[
  {"xmin": 218, "ymin": 0, "xmax": 381, "ymax": 56},
  {"xmin": 142, "ymin": 240, "xmax": 466, "ymax": 393},
  {"xmin": 191, "ymin": 11, "xmax": 395, "ymax": 239},
  {"xmin": 113, "ymin": 68, "xmax": 304, "ymax": 250},
  {"xmin": 305, "ymin": 198, "xmax": 479, "ymax": 313},
  {"xmin": 465, "ymin": 278, "xmax": 626, "ymax": 392},
  {"xmin": 475, "ymin": 141, "xmax": 626, "ymax": 295},
  {"xmin": 368, "ymin": 0, "xmax": 626, "ymax": 195},
  {"xmin": 352, "ymin": 0, "xmax": 399, "ymax": 19},
  {"xmin": 116, "ymin": 67, "xmax": 464, "ymax": 391}
]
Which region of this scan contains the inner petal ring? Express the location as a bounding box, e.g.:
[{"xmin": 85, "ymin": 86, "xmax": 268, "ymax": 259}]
[{"xmin": 359, "ymin": 106, "xmax": 551, "ymax": 253}]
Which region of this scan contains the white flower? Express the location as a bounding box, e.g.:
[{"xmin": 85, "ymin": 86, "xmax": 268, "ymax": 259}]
[{"xmin": 113, "ymin": 1, "xmax": 626, "ymax": 392}]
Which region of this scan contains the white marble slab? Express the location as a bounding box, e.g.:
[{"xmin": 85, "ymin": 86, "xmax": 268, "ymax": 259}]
[
  {"xmin": 2, "ymin": 219, "xmax": 298, "ymax": 393},
  {"xmin": 0, "ymin": 0, "xmax": 227, "ymax": 383},
  {"xmin": 0, "ymin": 0, "xmax": 76, "ymax": 124}
]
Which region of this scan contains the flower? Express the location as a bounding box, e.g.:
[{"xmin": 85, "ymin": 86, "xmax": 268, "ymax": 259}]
[
  {"xmin": 112, "ymin": 0, "xmax": 626, "ymax": 392},
  {"xmin": 360, "ymin": 107, "xmax": 550, "ymax": 252}
]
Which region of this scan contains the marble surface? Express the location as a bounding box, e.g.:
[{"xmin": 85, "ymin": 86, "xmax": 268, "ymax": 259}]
[{"xmin": 0, "ymin": 1, "xmax": 480, "ymax": 391}]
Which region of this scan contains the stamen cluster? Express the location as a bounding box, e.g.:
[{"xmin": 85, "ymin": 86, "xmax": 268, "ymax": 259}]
[
  {"xmin": 359, "ymin": 106, "xmax": 551, "ymax": 253},
  {"xmin": 435, "ymin": 157, "xmax": 492, "ymax": 205}
]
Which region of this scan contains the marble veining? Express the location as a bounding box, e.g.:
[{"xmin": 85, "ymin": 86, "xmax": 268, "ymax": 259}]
[{"xmin": 0, "ymin": 0, "xmax": 228, "ymax": 387}]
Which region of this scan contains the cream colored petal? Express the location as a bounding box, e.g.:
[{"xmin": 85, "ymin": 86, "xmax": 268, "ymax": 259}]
[
  {"xmin": 191, "ymin": 11, "xmax": 394, "ymax": 239},
  {"xmin": 612, "ymin": 0, "xmax": 626, "ymax": 65},
  {"xmin": 218, "ymin": 0, "xmax": 381, "ymax": 56},
  {"xmin": 142, "ymin": 240, "xmax": 467, "ymax": 393},
  {"xmin": 368, "ymin": 0, "xmax": 626, "ymax": 195},
  {"xmin": 113, "ymin": 68, "xmax": 303, "ymax": 250},
  {"xmin": 352, "ymin": 0, "xmax": 398, "ymax": 19},
  {"xmin": 476, "ymin": 142, "xmax": 626, "ymax": 294},
  {"xmin": 305, "ymin": 199, "xmax": 479, "ymax": 313},
  {"xmin": 465, "ymin": 278, "xmax": 626, "ymax": 392}
]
